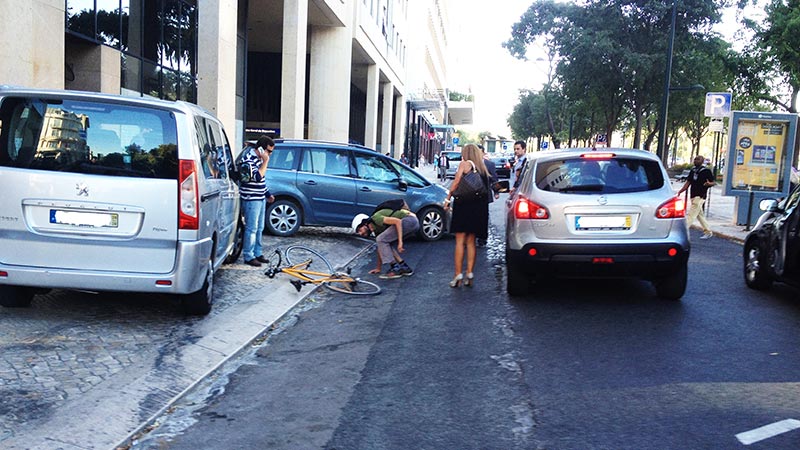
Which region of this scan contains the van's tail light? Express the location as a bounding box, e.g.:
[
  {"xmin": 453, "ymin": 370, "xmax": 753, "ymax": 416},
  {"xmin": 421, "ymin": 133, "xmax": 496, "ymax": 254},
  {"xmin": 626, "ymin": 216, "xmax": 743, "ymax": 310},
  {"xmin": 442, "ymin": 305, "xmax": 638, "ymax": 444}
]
[
  {"xmin": 514, "ymin": 197, "xmax": 549, "ymax": 219},
  {"xmin": 179, "ymin": 159, "xmax": 199, "ymax": 230},
  {"xmin": 656, "ymin": 197, "xmax": 686, "ymax": 219}
]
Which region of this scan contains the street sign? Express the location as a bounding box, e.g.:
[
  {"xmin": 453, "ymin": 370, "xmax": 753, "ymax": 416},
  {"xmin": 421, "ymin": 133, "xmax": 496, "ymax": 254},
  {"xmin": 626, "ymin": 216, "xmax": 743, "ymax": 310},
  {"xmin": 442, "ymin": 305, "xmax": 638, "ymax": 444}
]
[
  {"xmin": 705, "ymin": 92, "xmax": 732, "ymax": 118},
  {"xmin": 709, "ymin": 119, "xmax": 725, "ymax": 133},
  {"xmin": 452, "ymin": 137, "xmax": 459, "ymax": 145},
  {"xmin": 541, "ymin": 141, "xmax": 548, "ymax": 149}
]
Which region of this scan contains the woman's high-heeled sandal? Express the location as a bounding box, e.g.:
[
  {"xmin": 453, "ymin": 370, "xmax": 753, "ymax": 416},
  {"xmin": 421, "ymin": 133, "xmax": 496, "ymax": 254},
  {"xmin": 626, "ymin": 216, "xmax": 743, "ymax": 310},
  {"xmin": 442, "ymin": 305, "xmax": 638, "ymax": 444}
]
[
  {"xmin": 465, "ymin": 272, "xmax": 474, "ymax": 287},
  {"xmin": 449, "ymin": 273, "xmax": 463, "ymax": 288}
]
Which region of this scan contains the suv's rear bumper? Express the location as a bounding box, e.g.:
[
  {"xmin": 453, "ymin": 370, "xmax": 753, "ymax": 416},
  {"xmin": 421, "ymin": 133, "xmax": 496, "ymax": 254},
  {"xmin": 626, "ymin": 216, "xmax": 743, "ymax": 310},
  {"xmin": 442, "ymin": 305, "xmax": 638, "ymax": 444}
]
[
  {"xmin": 506, "ymin": 241, "xmax": 689, "ymax": 280},
  {"xmin": 0, "ymin": 239, "xmax": 212, "ymax": 295}
]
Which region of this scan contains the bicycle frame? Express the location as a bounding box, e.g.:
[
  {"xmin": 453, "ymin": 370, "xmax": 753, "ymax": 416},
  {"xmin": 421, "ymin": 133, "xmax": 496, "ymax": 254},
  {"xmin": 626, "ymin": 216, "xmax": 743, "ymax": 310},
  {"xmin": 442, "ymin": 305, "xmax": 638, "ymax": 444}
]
[{"xmin": 265, "ymin": 250, "xmax": 358, "ymax": 292}]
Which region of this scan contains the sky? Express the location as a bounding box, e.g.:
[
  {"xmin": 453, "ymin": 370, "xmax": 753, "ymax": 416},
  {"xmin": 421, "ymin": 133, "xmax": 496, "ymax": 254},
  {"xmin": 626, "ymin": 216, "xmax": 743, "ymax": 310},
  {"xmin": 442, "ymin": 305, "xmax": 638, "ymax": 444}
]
[{"xmin": 450, "ymin": 1, "xmax": 763, "ymax": 139}]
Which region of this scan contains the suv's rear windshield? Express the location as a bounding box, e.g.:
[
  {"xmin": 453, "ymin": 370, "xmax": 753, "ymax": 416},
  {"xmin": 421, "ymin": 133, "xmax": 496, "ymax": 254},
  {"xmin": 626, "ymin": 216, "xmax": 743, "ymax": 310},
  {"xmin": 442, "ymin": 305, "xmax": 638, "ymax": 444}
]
[
  {"xmin": 535, "ymin": 157, "xmax": 664, "ymax": 194},
  {"xmin": 0, "ymin": 96, "xmax": 178, "ymax": 179}
]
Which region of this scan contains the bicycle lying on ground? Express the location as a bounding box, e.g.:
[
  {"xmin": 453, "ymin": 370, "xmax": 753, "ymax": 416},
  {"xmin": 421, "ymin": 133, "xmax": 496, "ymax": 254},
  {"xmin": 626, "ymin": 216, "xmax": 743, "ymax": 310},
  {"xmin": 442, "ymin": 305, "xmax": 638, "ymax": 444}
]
[{"xmin": 263, "ymin": 245, "xmax": 381, "ymax": 295}]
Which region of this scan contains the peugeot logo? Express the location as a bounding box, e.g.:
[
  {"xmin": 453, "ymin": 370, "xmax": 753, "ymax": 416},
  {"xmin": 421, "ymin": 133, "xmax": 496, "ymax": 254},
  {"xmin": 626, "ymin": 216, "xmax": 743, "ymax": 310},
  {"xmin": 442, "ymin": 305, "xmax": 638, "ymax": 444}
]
[
  {"xmin": 76, "ymin": 183, "xmax": 89, "ymax": 197},
  {"xmin": 597, "ymin": 195, "xmax": 608, "ymax": 205}
]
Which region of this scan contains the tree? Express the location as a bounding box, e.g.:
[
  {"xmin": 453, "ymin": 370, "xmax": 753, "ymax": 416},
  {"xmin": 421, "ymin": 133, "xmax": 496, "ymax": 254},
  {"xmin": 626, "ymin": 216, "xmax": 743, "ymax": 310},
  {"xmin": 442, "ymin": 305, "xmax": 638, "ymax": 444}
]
[{"xmin": 740, "ymin": 0, "xmax": 800, "ymax": 113}]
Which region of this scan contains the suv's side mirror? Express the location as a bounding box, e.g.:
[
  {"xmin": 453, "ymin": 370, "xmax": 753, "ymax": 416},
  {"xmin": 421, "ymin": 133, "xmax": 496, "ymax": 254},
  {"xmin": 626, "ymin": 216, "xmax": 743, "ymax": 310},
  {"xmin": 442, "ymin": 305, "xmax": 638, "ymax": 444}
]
[
  {"xmin": 759, "ymin": 198, "xmax": 779, "ymax": 212},
  {"xmin": 398, "ymin": 178, "xmax": 408, "ymax": 192}
]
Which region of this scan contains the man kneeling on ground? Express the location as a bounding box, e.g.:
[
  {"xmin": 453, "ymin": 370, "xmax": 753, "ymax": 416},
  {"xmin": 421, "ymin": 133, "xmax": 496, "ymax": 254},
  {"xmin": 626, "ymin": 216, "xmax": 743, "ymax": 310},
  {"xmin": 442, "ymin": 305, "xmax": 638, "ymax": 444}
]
[{"xmin": 352, "ymin": 202, "xmax": 419, "ymax": 279}]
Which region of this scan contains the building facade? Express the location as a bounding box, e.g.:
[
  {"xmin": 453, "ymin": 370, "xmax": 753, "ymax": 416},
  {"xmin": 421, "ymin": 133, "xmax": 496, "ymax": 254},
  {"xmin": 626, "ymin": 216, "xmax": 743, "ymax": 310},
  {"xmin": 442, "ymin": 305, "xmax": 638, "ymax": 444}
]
[{"xmin": 1, "ymin": 0, "xmax": 467, "ymax": 158}]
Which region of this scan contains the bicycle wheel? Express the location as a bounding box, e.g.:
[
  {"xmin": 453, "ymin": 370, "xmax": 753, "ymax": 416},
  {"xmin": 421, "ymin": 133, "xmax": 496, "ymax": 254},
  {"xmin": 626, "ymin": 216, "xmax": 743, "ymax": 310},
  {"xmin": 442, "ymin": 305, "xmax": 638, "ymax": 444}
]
[
  {"xmin": 285, "ymin": 245, "xmax": 333, "ymax": 274},
  {"xmin": 263, "ymin": 249, "xmax": 283, "ymax": 271},
  {"xmin": 323, "ymin": 276, "xmax": 381, "ymax": 295}
]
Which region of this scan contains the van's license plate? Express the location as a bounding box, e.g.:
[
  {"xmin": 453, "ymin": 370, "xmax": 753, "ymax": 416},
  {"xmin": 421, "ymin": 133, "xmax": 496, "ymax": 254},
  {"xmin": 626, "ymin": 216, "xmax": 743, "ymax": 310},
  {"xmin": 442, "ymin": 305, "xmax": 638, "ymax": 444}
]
[
  {"xmin": 575, "ymin": 215, "xmax": 631, "ymax": 230},
  {"xmin": 50, "ymin": 210, "xmax": 119, "ymax": 228}
]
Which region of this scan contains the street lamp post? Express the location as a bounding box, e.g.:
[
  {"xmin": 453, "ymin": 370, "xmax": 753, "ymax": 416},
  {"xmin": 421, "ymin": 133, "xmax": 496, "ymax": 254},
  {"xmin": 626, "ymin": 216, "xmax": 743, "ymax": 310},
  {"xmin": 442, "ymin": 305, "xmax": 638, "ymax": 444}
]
[{"xmin": 656, "ymin": 1, "xmax": 678, "ymax": 167}]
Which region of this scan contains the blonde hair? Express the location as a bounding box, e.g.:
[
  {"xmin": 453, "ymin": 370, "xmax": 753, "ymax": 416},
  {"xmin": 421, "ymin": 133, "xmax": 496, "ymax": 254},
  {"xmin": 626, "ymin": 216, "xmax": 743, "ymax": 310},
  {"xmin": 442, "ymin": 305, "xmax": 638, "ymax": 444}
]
[{"xmin": 461, "ymin": 143, "xmax": 489, "ymax": 176}]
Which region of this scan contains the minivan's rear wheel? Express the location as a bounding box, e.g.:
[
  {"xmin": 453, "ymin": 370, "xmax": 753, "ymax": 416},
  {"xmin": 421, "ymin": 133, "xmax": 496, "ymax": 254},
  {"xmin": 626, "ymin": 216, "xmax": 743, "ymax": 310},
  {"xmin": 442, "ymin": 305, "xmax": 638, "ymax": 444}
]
[
  {"xmin": 266, "ymin": 199, "xmax": 301, "ymax": 236},
  {"xmin": 0, "ymin": 285, "xmax": 35, "ymax": 308},
  {"xmin": 744, "ymin": 239, "xmax": 773, "ymax": 290},
  {"xmin": 182, "ymin": 259, "xmax": 213, "ymax": 315},
  {"xmin": 654, "ymin": 264, "xmax": 687, "ymax": 300},
  {"xmin": 506, "ymin": 264, "xmax": 529, "ymax": 297},
  {"xmin": 418, "ymin": 206, "xmax": 446, "ymax": 241}
]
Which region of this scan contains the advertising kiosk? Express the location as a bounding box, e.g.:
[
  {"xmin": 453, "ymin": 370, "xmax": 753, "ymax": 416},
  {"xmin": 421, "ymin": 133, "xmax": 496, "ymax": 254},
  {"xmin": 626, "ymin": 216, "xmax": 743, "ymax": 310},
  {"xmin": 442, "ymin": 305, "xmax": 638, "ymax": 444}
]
[{"xmin": 724, "ymin": 111, "xmax": 799, "ymax": 226}]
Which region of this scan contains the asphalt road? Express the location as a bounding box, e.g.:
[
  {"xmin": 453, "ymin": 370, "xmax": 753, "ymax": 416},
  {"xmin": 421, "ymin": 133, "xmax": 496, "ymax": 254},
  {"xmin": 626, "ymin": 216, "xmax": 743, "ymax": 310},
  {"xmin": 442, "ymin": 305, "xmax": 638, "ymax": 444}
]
[{"xmin": 130, "ymin": 199, "xmax": 800, "ymax": 450}]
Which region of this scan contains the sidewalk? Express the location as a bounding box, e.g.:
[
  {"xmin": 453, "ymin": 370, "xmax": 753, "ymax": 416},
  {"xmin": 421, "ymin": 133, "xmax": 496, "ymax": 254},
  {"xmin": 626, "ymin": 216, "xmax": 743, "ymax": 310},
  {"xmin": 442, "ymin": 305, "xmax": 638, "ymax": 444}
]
[{"xmin": 418, "ymin": 162, "xmax": 750, "ymax": 244}]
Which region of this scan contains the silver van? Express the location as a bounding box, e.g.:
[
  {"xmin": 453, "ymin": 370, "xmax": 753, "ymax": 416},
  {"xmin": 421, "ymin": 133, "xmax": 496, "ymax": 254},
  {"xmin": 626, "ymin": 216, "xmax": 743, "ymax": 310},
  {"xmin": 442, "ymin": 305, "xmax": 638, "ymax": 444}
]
[{"xmin": 0, "ymin": 87, "xmax": 240, "ymax": 315}]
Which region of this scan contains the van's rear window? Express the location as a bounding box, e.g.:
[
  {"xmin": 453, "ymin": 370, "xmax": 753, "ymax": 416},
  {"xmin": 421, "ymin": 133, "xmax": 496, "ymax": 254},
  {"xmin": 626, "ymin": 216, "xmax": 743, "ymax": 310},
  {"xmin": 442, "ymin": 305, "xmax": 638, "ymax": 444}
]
[{"xmin": 0, "ymin": 96, "xmax": 178, "ymax": 179}]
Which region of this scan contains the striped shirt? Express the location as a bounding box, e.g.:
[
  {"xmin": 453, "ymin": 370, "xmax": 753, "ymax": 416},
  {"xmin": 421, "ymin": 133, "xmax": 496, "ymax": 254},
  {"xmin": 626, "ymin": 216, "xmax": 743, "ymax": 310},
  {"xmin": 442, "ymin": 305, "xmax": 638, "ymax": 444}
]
[{"xmin": 239, "ymin": 146, "xmax": 270, "ymax": 201}]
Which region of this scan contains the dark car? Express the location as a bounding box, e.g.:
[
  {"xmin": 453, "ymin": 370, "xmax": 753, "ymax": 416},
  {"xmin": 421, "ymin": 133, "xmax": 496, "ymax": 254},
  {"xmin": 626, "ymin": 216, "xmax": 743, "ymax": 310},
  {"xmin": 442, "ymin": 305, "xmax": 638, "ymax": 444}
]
[
  {"xmin": 743, "ymin": 183, "xmax": 800, "ymax": 291},
  {"xmin": 234, "ymin": 139, "xmax": 450, "ymax": 245},
  {"xmin": 489, "ymin": 156, "xmax": 511, "ymax": 179}
]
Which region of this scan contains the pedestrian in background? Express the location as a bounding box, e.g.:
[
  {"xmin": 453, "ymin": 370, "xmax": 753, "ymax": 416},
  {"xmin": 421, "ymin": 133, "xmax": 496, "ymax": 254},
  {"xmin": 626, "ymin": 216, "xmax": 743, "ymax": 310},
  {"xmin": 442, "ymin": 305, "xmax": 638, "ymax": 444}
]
[
  {"xmin": 239, "ymin": 135, "xmax": 276, "ymax": 266},
  {"xmin": 677, "ymin": 154, "xmax": 715, "ymax": 239},
  {"xmin": 476, "ymin": 145, "xmax": 500, "ymax": 247},
  {"xmin": 509, "ymin": 140, "xmax": 527, "ymax": 193},
  {"xmin": 443, "ymin": 143, "xmax": 490, "ymax": 287},
  {"xmin": 438, "ymin": 152, "xmax": 449, "ymax": 181}
]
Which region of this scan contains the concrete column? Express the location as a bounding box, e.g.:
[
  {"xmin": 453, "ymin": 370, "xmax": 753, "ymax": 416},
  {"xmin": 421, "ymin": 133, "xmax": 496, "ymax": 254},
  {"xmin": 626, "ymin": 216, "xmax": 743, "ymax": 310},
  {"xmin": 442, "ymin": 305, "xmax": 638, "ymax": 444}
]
[
  {"xmin": 380, "ymin": 81, "xmax": 394, "ymax": 155},
  {"xmin": 364, "ymin": 64, "xmax": 379, "ymax": 149},
  {"xmin": 197, "ymin": 0, "xmax": 238, "ymax": 139},
  {"xmin": 308, "ymin": 25, "xmax": 352, "ymax": 142},
  {"xmin": 281, "ymin": 0, "xmax": 308, "ymax": 139},
  {"xmin": 0, "ymin": 0, "xmax": 64, "ymax": 89},
  {"xmin": 393, "ymin": 94, "xmax": 406, "ymax": 159}
]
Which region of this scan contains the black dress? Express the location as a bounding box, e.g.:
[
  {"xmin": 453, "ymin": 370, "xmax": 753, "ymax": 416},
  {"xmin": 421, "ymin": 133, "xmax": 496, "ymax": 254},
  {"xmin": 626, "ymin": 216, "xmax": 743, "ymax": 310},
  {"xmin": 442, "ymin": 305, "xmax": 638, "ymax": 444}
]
[{"xmin": 450, "ymin": 173, "xmax": 489, "ymax": 239}]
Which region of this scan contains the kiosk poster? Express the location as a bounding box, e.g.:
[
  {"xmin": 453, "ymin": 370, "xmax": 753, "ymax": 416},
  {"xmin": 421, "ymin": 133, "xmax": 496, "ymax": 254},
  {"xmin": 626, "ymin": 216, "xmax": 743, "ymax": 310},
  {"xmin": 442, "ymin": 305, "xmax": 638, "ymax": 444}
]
[{"xmin": 730, "ymin": 119, "xmax": 786, "ymax": 192}]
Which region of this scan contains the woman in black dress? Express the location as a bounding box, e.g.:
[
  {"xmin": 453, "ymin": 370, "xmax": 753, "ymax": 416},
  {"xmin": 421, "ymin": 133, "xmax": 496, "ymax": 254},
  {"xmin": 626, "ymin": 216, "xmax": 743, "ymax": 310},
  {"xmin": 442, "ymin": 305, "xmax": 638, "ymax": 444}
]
[{"xmin": 443, "ymin": 143, "xmax": 490, "ymax": 287}]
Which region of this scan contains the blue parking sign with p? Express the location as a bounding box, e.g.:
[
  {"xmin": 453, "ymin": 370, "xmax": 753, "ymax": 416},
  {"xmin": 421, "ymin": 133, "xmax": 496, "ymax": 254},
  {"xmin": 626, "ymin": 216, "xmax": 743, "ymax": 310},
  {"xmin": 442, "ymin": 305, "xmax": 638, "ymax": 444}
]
[{"xmin": 705, "ymin": 92, "xmax": 732, "ymax": 118}]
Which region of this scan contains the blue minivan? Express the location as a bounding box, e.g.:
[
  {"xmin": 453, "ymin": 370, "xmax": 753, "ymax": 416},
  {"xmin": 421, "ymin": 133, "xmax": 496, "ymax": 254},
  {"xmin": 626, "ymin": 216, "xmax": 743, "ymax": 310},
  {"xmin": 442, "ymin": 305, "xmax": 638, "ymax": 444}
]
[{"xmin": 244, "ymin": 139, "xmax": 450, "ymax": 241}]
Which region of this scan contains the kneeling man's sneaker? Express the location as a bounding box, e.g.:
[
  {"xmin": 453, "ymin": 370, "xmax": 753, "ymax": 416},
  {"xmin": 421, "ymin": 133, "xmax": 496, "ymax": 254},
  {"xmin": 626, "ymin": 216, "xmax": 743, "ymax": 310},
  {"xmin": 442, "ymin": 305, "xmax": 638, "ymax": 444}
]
[
  {"xmin": 700, "ymin": 231, "xmax": 713, "ymax": 239},
  {"xmin": 397, "ymin": 262, "xmax": 414, "ymax": 276},
  {"xmin": 379, "ymin": 264, "xmax": 403, "ymax": 279}
]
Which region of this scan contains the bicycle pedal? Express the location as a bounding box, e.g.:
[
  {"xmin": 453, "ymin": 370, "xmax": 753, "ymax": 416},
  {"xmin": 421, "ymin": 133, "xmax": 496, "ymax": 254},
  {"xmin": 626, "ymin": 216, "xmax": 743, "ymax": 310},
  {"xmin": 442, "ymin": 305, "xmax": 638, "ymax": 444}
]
[{"xmin": 290, "ymin": 280, "xmax": 303, "ymax": 292}]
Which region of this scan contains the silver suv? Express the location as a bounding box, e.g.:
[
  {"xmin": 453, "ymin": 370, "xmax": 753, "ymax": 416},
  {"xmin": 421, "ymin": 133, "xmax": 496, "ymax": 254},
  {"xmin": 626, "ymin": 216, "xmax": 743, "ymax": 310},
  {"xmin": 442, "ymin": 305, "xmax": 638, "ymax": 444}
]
[
  {"xmin": 505, "ymin": 148, "xmax": 690, "ymax": 299},
  {"xmin": 0, "ymin": 87, "xmax": 240, "ymax": 315}
]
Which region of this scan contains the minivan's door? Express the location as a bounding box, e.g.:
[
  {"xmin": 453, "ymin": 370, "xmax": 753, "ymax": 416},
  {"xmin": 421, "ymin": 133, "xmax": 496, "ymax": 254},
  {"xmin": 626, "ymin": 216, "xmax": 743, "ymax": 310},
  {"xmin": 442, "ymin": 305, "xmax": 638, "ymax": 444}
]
[
  {"xmin": 198, "ymin": 118, "xmax": 237, "ymax": 263},
  {"xmin": 353, "ymin": 151, "xmax": 406, "ymax": 210},
  {"xmin": 296, "ymin": 147, "xmax": 358, "ymax": 226},
  {"xmin": 0, "ymin": 96, "xmax": 180, "ymax": 273}
]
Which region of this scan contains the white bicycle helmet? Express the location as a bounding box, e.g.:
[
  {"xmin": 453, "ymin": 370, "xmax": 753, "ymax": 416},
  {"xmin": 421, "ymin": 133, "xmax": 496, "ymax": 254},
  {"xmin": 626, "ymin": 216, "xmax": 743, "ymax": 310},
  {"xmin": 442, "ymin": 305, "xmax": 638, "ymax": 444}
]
[{"xmin": 351, "ymin": 213, "xmax": 370, "ymax": 233}]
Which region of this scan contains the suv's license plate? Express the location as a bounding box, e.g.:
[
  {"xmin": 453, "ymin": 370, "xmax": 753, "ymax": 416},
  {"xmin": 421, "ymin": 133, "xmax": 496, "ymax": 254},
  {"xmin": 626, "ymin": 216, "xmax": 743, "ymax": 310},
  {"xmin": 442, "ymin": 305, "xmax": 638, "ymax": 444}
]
[
  {"xmin": 50, "ymin": 210, "xmax": 119, "ymax": 228},
  {"xmin": 575, "ymin": 215, "xmax": 631, "ymax": 230}
]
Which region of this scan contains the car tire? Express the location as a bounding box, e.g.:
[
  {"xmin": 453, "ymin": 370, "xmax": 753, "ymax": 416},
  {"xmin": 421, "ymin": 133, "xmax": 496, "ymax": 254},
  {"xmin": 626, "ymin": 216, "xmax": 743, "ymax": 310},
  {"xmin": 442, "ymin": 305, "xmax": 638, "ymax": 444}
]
[
  {"xmin": 417, "ymin": 206, "xmax": 446, "ymax": 241},
  {"xmin": 224, "ymin": 217, "xmax": 244, "ymax": 264},
  {"xmin": 744, "ymin": 238, "xmax": 773, "ymax": 290},
  {"xmin": 0, "ymin": 285, "xmax": 35, "ymax": 308},
  {"xmin": 266, "ymin": 199, "xmax": 302, "ymax": 237},
  {"xmin": 654, "ymin": 264, "xmax": 687, "ymax": 300},
  {"xmin": 506, "ymin": 263, "xmax": 529, "ymax": 297},
  {"xmin": 181, "ymin": 259, "xmax": 213, "ymax": 316}
]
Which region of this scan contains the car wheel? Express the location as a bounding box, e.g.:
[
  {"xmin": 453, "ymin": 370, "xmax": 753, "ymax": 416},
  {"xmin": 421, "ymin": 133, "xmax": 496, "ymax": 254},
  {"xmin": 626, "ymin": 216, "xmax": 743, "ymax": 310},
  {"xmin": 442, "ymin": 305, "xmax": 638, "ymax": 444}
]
[
  {"xmin": 654, "ymin": 264, "xmax": 687, "ymax": 300},
  {"xmin": 181, "ymin": 259, "xmax": 213, "ymax": 315},
  {"xmin": 506, "ymin": 263, "xmax": 529, "ymax": 297},
  {"xmin": 266, "ymin": 199, "xmax": 301, "ymax": 236},
  {"xmin": 744, "ymin": 239, "xmax": 773, "ymax": 290},
  {"xmin": 224, "ymin": 217, "xmax": 244, "ymax": 264},
  {"xmin": 417, "ymin": 206, "xmax": 446, "ymax": 241},
  {"xmin": 0, "ymin": 285, "xmax": 35, "ymax": 308}
]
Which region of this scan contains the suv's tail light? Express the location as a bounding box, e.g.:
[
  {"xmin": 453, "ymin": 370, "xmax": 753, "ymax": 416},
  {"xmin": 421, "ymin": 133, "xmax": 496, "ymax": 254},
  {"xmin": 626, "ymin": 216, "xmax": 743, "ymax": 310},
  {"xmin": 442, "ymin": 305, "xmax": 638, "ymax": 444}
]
[
  {"xmin": 656, "ymin": 197, "xmax": 686, "ymax": 219},
  {"xmin": 179, "ymin": 159, "xmax": 199, "ymax": 229},
  {"xmin": 515, "ymin": 197, "xmax": 549, "ymax": 219}
]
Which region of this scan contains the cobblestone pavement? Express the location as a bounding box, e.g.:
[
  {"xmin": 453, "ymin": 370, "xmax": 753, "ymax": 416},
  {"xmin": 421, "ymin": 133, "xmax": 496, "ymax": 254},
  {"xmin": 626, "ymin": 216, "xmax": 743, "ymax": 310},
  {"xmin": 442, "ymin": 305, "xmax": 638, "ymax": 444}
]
[{"xmin": 0, "ymin": 229, "xmax": 372, "ymax": 450}]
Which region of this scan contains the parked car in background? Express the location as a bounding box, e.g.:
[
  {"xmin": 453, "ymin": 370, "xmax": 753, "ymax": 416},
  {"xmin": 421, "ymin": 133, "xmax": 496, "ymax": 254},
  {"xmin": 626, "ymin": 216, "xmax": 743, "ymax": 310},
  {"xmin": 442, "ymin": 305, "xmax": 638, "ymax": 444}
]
[
  {"xmin": 442, "ymin": 150, "xmax": 461, "ymax": 179},
  {"xmin": 0, "ymin": 87, "xmax": 240, "ymax": 315},
  {"xmin": 243, "ymin": 139, "xmax": 450, "ymax": 241},
  {"xmin": 505, "ymin": 148, "xmax": 690, "ymax": 299},
  {"xmin": 743, "ymin": 183, "xmax": 800, "ymax": 292},
  {"xmin": 488, "ymin": 155, "xmax": 511, "ymax": 179}
]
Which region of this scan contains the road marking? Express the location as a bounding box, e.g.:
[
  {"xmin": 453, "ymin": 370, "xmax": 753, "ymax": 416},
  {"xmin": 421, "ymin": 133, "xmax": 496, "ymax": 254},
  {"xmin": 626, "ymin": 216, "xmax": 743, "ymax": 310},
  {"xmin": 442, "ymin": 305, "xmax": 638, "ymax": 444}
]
[{"xmin": 736, "ymin": 419, "xmax": 800, "ymax": 445}]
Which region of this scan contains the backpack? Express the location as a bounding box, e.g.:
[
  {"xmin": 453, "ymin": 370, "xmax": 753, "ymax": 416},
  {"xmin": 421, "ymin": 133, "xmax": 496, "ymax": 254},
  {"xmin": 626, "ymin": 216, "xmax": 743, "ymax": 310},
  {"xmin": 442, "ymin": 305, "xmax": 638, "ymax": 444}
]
[{"xmin": 371, "ymin": 198, "xmax": 406, "ymax": 216}]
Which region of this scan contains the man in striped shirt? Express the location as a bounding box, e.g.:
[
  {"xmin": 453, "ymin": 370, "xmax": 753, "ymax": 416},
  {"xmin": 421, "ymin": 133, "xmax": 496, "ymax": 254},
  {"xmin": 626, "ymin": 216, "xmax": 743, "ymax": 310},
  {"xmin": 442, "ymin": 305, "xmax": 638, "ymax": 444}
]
[{"xmin": 240, "ymin": 136, "xmax": 276, "ymax": 267}]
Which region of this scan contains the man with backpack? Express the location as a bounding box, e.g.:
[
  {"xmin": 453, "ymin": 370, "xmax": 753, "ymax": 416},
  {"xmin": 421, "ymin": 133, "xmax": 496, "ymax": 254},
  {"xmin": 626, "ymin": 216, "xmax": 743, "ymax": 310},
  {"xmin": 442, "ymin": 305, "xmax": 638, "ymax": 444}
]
[
  {"xmin": 677, "ymin": 154, "xmax": 716, "ymax": 239},
  {"xmin": 352, "ymin": 199, "xmax": 419, "ymax": 279}
]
